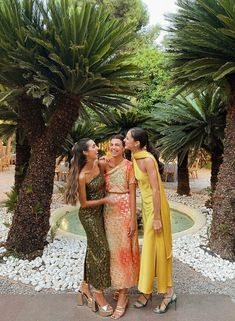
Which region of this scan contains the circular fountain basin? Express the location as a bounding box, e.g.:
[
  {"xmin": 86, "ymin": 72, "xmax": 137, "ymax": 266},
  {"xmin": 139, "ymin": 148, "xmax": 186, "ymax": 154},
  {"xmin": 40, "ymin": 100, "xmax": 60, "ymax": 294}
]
[{"xmin": 50, "ymin": 201, "xmax": 206, "ymax": 242}]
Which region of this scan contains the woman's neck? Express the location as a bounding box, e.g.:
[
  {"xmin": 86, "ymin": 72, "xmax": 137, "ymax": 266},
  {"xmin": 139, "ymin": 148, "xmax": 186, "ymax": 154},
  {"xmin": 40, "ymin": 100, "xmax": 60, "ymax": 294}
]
[
  {"xmin": 85, "ymin": 159, "xmax": 96, "ymax": 171},
  {"xmin": 111, "ymin": 155, "xmax": 124, "ymax": 166},
  {"xmin": 133, "ymin": 147, "xmax": 144, "ymax": 153}
]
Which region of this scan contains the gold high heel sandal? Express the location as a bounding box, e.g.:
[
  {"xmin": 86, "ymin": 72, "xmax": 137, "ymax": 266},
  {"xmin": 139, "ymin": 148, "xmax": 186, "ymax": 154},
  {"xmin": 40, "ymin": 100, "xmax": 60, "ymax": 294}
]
[
  {"xmin": 77, "ymin": 282, "xmax": 93, "ymax": 308},
  {"xmin": 92, "ymin": 290, "xmax": 113, "ymax": 317},
  {"xmin": 111, "ymin": 294, "xmax": 129, "ymax": 319},
  {"xmin": 153, "ymin": 291, "xmax": 177, "ymax": 314}
]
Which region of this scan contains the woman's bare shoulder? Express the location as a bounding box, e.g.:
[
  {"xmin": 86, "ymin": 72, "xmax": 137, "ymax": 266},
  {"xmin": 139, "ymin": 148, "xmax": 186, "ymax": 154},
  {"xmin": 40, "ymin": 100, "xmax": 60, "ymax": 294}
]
[
  {"xmin": 144, "ymin": 156, "xmax": 154, "ymax": 164},
  {"xmin": 78, "ymin": 170, "xmax": 86, "ymax": 182},
  {"xmin": 144, "ymin": 157, "xmax": 155, "ymax": 169}
]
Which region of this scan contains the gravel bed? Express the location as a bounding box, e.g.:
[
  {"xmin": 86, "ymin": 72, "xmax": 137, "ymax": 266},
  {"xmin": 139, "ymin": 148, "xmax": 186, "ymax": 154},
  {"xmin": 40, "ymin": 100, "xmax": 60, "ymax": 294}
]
[{"xmin": 1, "ymin": 258, "xmax": 234, "ymax": 301}]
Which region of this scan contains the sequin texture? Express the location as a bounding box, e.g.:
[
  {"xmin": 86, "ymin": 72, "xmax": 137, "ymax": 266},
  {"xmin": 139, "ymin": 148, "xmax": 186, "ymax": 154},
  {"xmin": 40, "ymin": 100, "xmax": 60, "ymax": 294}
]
[{"xmin": 79, "ymin": 173, "xmax": 111, "ymax": 289}]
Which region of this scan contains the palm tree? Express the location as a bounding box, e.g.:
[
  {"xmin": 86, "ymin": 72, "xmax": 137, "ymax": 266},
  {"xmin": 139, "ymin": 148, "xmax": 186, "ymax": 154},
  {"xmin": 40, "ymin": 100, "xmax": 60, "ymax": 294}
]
[
  {"xmin": 167, "ymin": 0, "xmax": 235, "ymax": 260},
  {"xmin": 156, "ymin": 88, "xmax": 226, "ymax": 195},
  {"xmin": 0, "ymin": 0, "xmax": 141, "ymax": 257},
  {"xmin": 93, "ymin": 107, "xmax": 155, "ymax": 141}
]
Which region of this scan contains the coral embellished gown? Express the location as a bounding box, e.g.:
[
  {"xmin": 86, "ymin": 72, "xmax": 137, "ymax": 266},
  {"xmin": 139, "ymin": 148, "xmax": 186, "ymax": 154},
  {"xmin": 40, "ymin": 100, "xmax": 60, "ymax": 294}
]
[{"xmin": 104, "ymin": 159, "xmax": 140, "ymax": 289}]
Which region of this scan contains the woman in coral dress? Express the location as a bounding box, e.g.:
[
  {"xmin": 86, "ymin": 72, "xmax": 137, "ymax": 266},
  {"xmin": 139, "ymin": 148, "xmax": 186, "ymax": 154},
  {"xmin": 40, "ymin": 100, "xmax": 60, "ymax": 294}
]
[
  {"xmin": 100, "ymin": 134, "xmax": 140, "ymax": 319},
  {"xmin": 124, "ymin": 127, "xmax": 176, "ymax": 315}
]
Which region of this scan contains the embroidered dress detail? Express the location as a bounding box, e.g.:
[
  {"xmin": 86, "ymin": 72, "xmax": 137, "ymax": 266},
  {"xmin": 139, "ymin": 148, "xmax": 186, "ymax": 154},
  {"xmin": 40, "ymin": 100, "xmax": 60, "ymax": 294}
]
[{"xmin": 104, "ymin": 159, "xmax": 140, "ymax": 289}]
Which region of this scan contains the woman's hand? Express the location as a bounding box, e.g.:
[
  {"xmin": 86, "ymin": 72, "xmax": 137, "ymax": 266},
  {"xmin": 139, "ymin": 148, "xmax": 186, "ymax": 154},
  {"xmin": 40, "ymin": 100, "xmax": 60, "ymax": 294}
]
[
  {"xmin": 153, "ymin": 218, "xmax": 162, "ymax": 233},
  {"xmin": 99, "ymin": 155, "xmax": 111, "ymax": 163},
  {"xmin": 104, "ymin": 197, "xmax": 116, "ymax": 206},
  {"xmin": 128, "ymin": 218, "xmax": 137, "ymax": 237}
]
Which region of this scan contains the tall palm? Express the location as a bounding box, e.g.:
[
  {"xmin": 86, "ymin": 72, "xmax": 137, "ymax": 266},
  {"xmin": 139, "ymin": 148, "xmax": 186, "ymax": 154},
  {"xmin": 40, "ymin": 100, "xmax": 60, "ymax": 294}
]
[
  {"xmin": 167, "ymin": 0, "xmax": 235, "ymax": 260},
  {"xmin": 0, "ymin": 0, "xmax": 141, "ymax": 257},
  {"xmin": 156, "ymin": 88, "xmax": 226, "ymax": 195}
]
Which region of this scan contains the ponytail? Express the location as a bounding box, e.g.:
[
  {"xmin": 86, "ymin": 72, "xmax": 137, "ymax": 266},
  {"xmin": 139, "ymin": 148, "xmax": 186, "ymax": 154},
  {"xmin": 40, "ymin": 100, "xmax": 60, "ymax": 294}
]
[
  {"xmin": 146, "ymin": 140, "xmax": 164, "ymax": 176},
  {"xmin": 65, "ymin": 138, "xmax": 90, "ymax": 205}
]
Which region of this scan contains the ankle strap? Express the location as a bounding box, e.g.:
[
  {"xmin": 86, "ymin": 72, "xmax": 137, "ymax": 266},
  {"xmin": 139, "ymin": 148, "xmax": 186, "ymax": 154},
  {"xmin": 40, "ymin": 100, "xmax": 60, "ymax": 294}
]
[{"xmin": 142, "ymin": 293, "xmax": 152, "ymax": 300}]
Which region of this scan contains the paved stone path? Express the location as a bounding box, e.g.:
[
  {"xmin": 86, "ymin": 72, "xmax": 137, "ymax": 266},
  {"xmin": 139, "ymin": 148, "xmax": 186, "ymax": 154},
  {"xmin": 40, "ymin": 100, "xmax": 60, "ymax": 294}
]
[{"xmin": 1, "ymin": 293, "xmax": 235, "ymax": 321}]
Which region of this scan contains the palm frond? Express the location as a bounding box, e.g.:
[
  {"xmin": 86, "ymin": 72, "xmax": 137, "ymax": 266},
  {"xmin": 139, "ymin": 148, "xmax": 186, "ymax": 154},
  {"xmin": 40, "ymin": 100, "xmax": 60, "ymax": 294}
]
[
  {"xmin": 93, "ymin": 107, "xmax": 157, "ymax": 142},
  {"xmin": 154, "ymin": 87, "xmax": 226, "ymax": 162},
  {"xmin": 0, "ymin": 0, "xmax": 142, "ymax": 113},
  {"xmin": 166, "ymin": 0, "xmax": 235, "ymax": 93}
]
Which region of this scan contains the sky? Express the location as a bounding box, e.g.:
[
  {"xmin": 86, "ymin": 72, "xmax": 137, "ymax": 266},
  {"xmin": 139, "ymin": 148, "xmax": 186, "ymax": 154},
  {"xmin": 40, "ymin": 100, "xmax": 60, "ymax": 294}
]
[
  {"xmin": 142, "ymin": 0, "xmax": 177, "ymax": 45},
  {"xmin": 143, "ymin": 0, "xmax": 177, "ymax": 26},
  {"xmin": 142, "ymin": 0, "xmax": 178, "ymax": 42}
]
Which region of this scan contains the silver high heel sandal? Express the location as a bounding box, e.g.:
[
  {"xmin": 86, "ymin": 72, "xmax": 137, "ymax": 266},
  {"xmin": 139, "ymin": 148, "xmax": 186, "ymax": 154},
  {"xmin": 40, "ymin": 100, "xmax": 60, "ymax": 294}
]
[
  {"xmin": 153, "ymin": 291, "xmax": 177, "ymax": 314},
  {"xmin": 92, "ymin": 290, "xmax": 113, "ymax": 317},
  {"xmin": 132, "ymin": 293, "xmax": 152, "ymax": 309},
  {"xmin": 77, "ymin": 282, "xmax": 93, "ymax": 308}
]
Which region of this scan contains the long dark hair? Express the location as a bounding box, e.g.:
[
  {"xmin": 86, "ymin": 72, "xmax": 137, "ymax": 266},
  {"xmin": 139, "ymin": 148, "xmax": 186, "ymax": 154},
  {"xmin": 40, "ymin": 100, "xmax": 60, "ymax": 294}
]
[
  {"xmin": 129, "ymin": 127, "xmax": 164, "ymax": 175},
  {"xmin": 65, "ymin": 138, "xmax": 90, "ymax": 205}
]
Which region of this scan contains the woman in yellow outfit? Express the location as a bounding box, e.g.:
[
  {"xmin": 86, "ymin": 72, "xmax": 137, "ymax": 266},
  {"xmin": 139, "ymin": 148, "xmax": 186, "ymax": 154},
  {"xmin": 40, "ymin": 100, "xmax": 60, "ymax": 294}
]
[{"xmin": 124, "ymin": 127, "xmax": 177, "ymax": 314}]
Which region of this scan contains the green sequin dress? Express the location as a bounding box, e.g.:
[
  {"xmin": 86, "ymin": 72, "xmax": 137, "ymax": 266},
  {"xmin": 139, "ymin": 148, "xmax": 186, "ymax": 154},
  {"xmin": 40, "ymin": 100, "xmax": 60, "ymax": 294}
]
[{"xmin": 79, "ymin": 173, "xmax": 111, "ymax": 289}]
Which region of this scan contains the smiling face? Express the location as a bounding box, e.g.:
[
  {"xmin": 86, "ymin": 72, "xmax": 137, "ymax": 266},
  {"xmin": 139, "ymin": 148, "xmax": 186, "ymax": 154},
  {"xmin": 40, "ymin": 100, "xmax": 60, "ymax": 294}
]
[
  {"xmin": 124, "ymin": 130, "xmax": 139, "ymax": 151},
  {"xmin": 84, "ymin": 140, "xmax": 98, "ymax": 160},
  {"xmin": 109, "ymin": 138, "xmax": 125, "ymax": 158}
]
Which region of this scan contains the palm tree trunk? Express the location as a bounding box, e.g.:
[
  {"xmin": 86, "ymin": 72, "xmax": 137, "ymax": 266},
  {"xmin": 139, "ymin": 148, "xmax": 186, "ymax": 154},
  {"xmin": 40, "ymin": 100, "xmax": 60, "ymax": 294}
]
[
  {"xmin": 177, "ymin": 151, "xmax": 190, "ymax": 196},
  {"xmin": 7, "ymin": 142, "xmax": 56, "ymax": 257},
  {"xmin": 210, "ymin": 147, "xmax": 223, "ymax": 193},
  {"xmin": 209, "ymin": 101, "xmax": 235, "ymax": 260},
  {"xmin": 6, "ymin": 95, "xmax": 80, "ymax": 258},
  {"xmin": 14, "ymin": 129, "xmax": 31, "ymax": 194}
]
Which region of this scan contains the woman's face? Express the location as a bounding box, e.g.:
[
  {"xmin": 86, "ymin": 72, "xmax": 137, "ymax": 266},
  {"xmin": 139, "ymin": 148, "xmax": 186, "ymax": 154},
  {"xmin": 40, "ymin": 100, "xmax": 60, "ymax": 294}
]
[
  {"xmin": 124, "ymin": 130, "xmax": 136, "ymax": 151},
  {"xmin": 109, "ymin": 138, "xmax": 124, "ymax": 158},
  {"xmin": 85, "ymin": 140, "xmax": 98, "ymax": 160}
]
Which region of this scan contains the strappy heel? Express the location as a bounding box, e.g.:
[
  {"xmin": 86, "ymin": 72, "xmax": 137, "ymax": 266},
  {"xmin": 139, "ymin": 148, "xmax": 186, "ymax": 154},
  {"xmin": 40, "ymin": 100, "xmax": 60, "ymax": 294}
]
[
  {"xmin": 111, "ymin": 296, "xmax": 129, "ymax": 320},
  {"xmin": 132, "ymin": 293, "xmax": 152, "ymax": 309},
  {"xmin": 153, "ymin": 291, "xmax": 177, "ymax": 314},
  {"xmin": 77, "ymin": 282, "xmax": 93, "ymax": 308},
  {"xmin": 92, "ymin": 290, "xmax": 113, "ymax": 317}
]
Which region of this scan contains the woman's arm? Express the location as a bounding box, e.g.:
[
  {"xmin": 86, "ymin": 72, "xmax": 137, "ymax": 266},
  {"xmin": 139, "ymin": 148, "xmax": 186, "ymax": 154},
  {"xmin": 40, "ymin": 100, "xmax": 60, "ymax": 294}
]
[
  {"xmin": 78, "ymin": 173, "xmax": 109, "ymax": 208},
  {"xmin": 144, "ymin": 158, "xmax": 162, "ymax": 233},
  {"xmin": 128, "ymin": 182, "xmax": 137, "ymax": 237}
]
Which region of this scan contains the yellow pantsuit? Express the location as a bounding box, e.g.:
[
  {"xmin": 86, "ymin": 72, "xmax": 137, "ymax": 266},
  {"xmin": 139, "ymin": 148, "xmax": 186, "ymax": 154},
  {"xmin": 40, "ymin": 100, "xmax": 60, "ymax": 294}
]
[{"xmin": 133, "ymin": 151, "xmax": 172, "ymax": 294}]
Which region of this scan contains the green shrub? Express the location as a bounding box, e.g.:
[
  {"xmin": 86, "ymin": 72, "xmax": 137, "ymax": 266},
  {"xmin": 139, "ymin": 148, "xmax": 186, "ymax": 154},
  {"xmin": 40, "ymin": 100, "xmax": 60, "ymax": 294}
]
[{"xmin": 3, "ymin": 188, "xmax": 18, "ymax": 213}]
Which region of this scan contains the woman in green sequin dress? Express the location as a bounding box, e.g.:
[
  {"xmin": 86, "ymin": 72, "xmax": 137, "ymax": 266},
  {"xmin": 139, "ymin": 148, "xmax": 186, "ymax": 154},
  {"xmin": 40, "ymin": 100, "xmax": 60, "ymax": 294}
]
[
  {"xmin": 65, "ymin": 138, "xmax": 114, "ymax": 316},
  {"xmin": 79, "ymin": 173, "xmax": 110, "ymax": 289}
]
